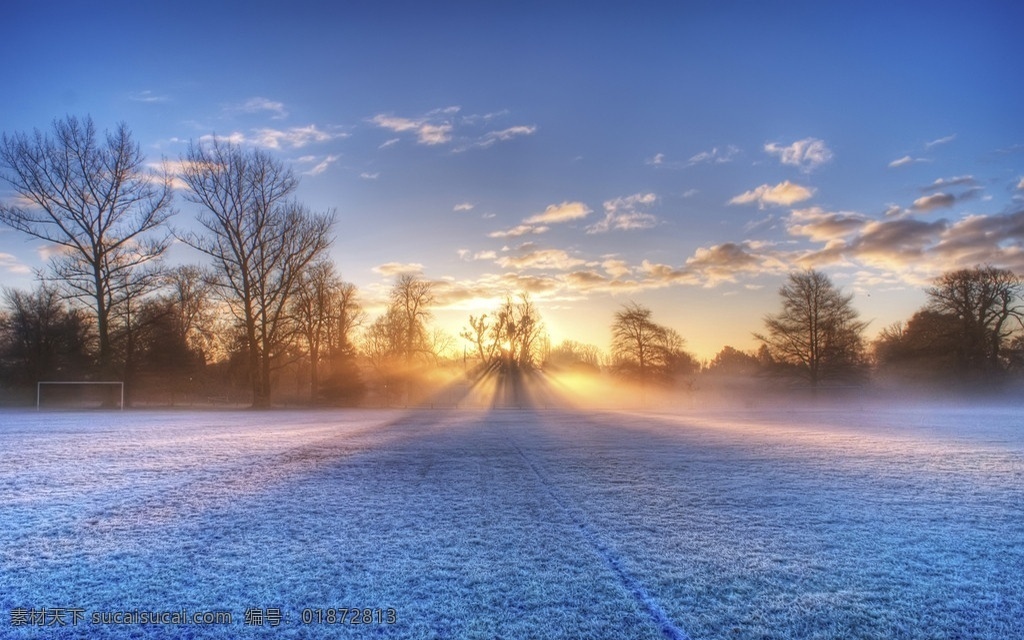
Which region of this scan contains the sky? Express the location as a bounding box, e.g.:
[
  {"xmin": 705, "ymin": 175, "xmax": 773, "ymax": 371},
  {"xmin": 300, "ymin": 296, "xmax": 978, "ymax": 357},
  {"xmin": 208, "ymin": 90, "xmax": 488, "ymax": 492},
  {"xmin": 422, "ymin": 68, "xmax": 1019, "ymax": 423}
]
[{"xmin": 1, "ymin": 1, "xmax": 1023, "ymax": 360}]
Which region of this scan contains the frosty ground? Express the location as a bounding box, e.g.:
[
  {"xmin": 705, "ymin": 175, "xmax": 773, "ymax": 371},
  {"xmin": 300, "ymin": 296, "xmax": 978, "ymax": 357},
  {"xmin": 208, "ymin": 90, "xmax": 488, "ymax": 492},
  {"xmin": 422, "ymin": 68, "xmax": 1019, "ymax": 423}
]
[{"xmin": 1, "ymin": 405, "xmax": 1022, "ymax": 639}]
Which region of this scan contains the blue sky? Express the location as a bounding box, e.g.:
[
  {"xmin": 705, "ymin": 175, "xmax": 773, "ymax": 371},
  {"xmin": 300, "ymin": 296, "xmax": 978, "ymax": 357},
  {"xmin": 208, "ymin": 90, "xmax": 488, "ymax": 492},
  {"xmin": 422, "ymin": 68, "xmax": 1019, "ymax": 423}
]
[{"xmin": 2, "ymin": 1, "xmax": 1023, "ymax": 358}]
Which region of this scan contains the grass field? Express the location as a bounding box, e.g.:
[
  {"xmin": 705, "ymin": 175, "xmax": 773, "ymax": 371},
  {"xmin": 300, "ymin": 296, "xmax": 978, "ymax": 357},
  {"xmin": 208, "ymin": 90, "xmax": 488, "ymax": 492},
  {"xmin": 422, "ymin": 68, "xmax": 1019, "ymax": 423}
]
[{"xmin": 1, "ymin": 404, "xmax": 1022, "ymax": 638}]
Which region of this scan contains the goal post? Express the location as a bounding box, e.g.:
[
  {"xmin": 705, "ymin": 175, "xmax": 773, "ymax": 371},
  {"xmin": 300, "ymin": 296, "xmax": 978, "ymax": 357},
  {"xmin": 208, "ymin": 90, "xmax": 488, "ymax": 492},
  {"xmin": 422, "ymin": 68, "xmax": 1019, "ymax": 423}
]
[{"xmin": 36, "ymin": 381, "xmax": 125, "ymax": 411}]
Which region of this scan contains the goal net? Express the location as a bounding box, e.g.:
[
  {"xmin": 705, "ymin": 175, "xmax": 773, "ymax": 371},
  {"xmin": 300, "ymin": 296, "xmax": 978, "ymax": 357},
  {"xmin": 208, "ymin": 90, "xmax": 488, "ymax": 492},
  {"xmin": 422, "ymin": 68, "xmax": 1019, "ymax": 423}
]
[{"xmin": 36, "ymin": 381, "xmax": 125, "ymax": 410}]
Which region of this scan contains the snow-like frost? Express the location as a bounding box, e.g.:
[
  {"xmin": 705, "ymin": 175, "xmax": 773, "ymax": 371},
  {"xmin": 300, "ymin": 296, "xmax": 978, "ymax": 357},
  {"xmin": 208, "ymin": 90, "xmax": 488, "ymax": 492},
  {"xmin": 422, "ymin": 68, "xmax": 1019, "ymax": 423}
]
[{"xmin": 1, "ymin": 404, "xmax": 1022, "ymax": 638}]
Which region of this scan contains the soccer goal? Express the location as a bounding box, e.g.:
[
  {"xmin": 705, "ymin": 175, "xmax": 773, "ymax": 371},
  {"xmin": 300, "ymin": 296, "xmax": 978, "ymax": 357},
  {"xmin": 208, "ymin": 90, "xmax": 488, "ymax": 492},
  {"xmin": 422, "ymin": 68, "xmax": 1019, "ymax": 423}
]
[{"xmin": 36, "ymin": 381, "xmax": 125, "ymax": 410}]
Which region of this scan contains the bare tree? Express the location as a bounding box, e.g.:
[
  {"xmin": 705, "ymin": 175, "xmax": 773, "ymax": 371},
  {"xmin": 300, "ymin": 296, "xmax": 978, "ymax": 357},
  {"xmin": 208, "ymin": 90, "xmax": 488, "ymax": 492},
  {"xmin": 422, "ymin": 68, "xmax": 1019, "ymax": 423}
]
[
  {"xmin": 291, "ymin": 260, "xmax": 361, "ymax": 400},
  {"xmin": 610, "ymin": 302, "xmax": 690, "ymax": 383},
  {"xmin": 0, "ymin": 115, "xmax": 174, "ymax": 377},
  {"xmin": 0, "ymin": 285, "xmax": 92, "ymax": 387},
  {"xmin": 925, "ymin": 266, "xmax": 1023, "ymax": 374},
  {"xmin": 755, "ymin": 269, "xmax": 868, "ymax": 387},
  {"xmin": 178, "ymin": 139, "xmax": 334, "ymax": 408},
  {"xmin": 390, "ymin": 274, "xmax": 435, "ymax": 366},
  {"xmin": 460, "ymin": 292, "xmax": 547, "ymax": 373}
]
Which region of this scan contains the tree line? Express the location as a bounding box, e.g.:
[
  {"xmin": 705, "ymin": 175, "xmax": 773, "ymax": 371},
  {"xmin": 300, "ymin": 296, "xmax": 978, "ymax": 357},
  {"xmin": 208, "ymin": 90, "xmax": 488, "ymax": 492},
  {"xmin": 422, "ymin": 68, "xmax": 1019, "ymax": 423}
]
[{"xmin": 1, "ymin": 116, "xmax": 1023, "ymax": 407}]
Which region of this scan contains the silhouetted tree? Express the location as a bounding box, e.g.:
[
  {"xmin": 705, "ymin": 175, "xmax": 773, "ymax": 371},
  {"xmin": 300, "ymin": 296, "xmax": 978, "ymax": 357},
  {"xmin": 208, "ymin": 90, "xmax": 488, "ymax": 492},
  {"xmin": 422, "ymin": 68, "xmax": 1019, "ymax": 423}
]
[
  {"xmin": 178, "ymin": 139, "xmax": 334, "ymax": 408},
  {"xmin": 547, "ymin": 339, "xmax": 603, "ymax": 373},
  {"xmin": 705, "ymin": 345, "xmax": 761, "ymax": 376},
  {"xmin": 460, "ymin": 293, "xmax": 547, "ymax": 373},
  {"xmin": 755, "ymin": 270, "xmax": 868, "ymax": 387},
  {"xmin": 291, "ymin": 260, "xmax": 364, "ymax": 402},
  {"xmin": 873, "ymin": 310, "xmax": 961, "ymax": 379},
  {"xmin": 610, "ymin": 302, "xmax": 692, "ymax": 384},
  {"xmin": 0, "ymin": 285, "xmax": 92, "ymax": 387},
  {"xmin": 0, "ymin": 115, "xmax": 174, "ymax": 378},
  {"xmin": 925, "ymin": 266, "xmax": 1023, "ymax": 374}
]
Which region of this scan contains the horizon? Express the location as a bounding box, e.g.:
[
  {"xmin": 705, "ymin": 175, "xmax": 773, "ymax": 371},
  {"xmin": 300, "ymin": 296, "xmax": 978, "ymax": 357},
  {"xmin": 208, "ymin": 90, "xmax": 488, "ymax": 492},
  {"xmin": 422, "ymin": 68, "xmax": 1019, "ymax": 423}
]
[{"xmin": 2, "ymin": 2, "xmax": 1023, "ymax": 360}]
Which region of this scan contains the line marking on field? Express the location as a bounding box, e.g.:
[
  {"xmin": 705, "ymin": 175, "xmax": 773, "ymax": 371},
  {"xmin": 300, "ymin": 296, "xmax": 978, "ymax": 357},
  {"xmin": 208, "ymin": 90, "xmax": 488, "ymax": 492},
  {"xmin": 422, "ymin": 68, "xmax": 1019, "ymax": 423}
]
[{"xmin": 512, "ymin": 443, "xmax": 691, "ymax": 640}]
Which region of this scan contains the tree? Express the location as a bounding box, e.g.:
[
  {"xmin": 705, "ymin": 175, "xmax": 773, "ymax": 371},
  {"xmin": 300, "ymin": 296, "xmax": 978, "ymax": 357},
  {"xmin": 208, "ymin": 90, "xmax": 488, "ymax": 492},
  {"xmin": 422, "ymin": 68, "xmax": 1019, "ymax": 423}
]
[
  {"xmin": 0, "ymin": 285, "xmax": 92, "ymax": 387},
  {"xmin": 0, "ymin": 115, "xmax": 174, "ymax": 377},
  {"xmin": 755, "ymin": 270, "xmax": 868, "ymax": 387},
  {"xmin": 291, "ymin": 260, "xmax": 363, "ymax": 402},
  {"xmin": 610, "ymin": 302, "xmax": 692, "ymax": 384},
  {"xmin": 547, "ymin": 339, "xmax": 603, "ymax": 373},
  {"xmin": 460, "ymin": 292, "xmax": 547, "ymax": 373},
  {"xmin": 705, "ymin": 345, "xmax": 761, "ymax": 377},
  {"xmin": 925, "ymin": 266, "xmax": 1023, "ymax": 374},
  {"xmin": 178, "ymin": 139, "xmax": 334, "ymax": 408},
  {"xmin": 390, "ymin": 274, "xmax": 435, "ymax": 366}
]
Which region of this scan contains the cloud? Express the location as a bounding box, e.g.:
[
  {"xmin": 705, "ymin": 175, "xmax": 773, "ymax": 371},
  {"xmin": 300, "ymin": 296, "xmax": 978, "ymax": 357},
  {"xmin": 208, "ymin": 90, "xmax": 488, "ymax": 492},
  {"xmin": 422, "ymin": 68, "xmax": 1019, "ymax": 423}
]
[
  {"xmin": 200, "ymin": 125, "xmax": 345, "ymax": 149},
  {"xmin": 925, "ymin": 134, "xmax": 956, "ymax": 149},
  {"xmin": 469, "ymin": 125, "xmax": 537, "ymax": 150},
  {"xmin": 911, "ymin": 193, "xmax": 956, "ymax": 212},
  {"xmin": 304, "ymin": 154, "xmax": 339, "ymax": 176},
  {"xmin": 922, "ymin": 175, "xmax": 977, "ymax": 192},
  {"xmin": 371, "ymin": 111, "xmax": 457, "ymax": 145},
  {"xmin": 647, "ymin": 153, "xmax": 665, "ymax": 166},
  {"xmin": 379, "ymin": 138, "xmax": 400, "ymax": 149},
  {"xmin": 587, "ymin": 193, "xmax": 658, "ymax": 234},
  {"xmin": 453, "ymin": 202, "xmax": 474, "ymax": 212},
  {"xmin": 601, "ymin": 258, "xmax": 632, "ymax": 278},
  {"xmin": 683, "ymin": 242, "xmax": 767, "ymax": 286},
  {"xmin": 359, "ymin": 172, "xmax": 380, "ymax": 180},
  {"xmin": 417, "ymin": 123, "xmax": 454, "ymax": 145},
  {"xmin": 129, "ymin": 90, "xmax": 169, "ymax": 103},
  {"xmin": 373, "ymin": 262, "xmax": 425, "ymax": 277},
  {"xmin": 889, "ymin": 155, "xmax": 929, "ymax": 168},
  {"xmin": 235, "ymin": 97, "xmax": 288, "ymax": 119},
  {"xmin": 1017, "ymin": 178, "xmax": 1024, "ymax": 191},
  {"xmin": 496, "ymin": 248, "xmax": 585, "ymax": 271},
  {"xmin": 910, "ymin": 188, "xmax": 980, "ymax": 212},
  {"xmin": 488, "ymin": 224, "xmax": 550, "ymax": 238},
  {"xmin": 787, "ymin": 207, "xmax": 868, "ymax": 242},
  {"xmin": 523, "ymin": 201, "xmax": 592, "ymax": 225},
  {"xmin": 0, "ymin": 253, "xmax": 30, "ymax": 274},
  {"xmin": 682, "ymin": 189, "xmax": 699, "ymax": 198},
  {"xmin": 457, "ymin": 249, "xmax": 497, "ymax": 261},
  {"xmin": 688, "ymin": 145, "xmax": 740, "ymax": 166},
  {"xmin": 729, "ymin": 181, "xmax": 814, "ymax": 208},
  {"xmin": 764, "ymin": 137, "xmax": 833, "ymax": 172}
]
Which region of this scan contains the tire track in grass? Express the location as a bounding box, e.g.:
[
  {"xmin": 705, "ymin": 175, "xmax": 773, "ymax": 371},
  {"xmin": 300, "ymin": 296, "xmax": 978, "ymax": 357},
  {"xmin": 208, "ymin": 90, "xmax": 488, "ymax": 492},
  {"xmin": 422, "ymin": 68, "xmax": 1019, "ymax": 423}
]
[{"xmin": 510, "ymin": 439, "xmax": 691, "ymax": 640}]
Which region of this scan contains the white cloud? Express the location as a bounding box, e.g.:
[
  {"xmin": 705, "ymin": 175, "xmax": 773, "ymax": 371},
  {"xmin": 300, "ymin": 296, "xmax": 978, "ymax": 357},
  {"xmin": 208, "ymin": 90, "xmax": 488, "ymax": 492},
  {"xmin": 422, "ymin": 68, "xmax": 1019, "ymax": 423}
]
[
  {"xmin": 923, "ymin": 175, "xmax": 977, "ymax": 192},
  {"xmin": 453, "ymin": 202, "xmax": 474, "ymax": 212},
  {"xmin": 764, "ymin": 137, "xmax": 833, "ymax": 172},
  {"xmin": 1017, "ymin": 178, "xmax": 1024, "ymax": 191},
  {"xmin": 587, "ymin": 193, "xmax": 658, "ymax": 234},
  {"xmin": 647, "ymin": 153, "xmax": 665, "ymax": 166},
  {"xmin": 524, "ymin": 201, "xmax": 592, "ymax": 225},
  {"xmin": 787, "ymin": 207, "xmax": 868, "ymax": 242},
  {"xmin": 0, "ymin": 252, "xmax": 30, "ymax": 274},
  {"xmin": 488, "ymin": 224, "xmax": 550, "ymax": 238},
  {"xmin": 359, "ymin": 172, "xmax": 380, "ymax": 180},
  {"xmin": 682, "ymin": 189, "xmax": 699, "ymax": 198},
  {"xmin": 253, "ymin": 125, "xmax": 344, "ymax": 149},
  {"xmin": 729, "ymin": 181, "xmax": 814, "ymax": 208},
  {"xmin": 688, "ymin": 145, "xmax": 740, "ymax": 165},
  {"xmin": 236, "ymin": 97, "xmax": 288, "ymax": 119},
  {"xmin": 602, "ymin": 258, "xmax": 632, "ymax": 278},
  {"xmin": 129, "ymin": 90, "xmax": 169, "ymax": 103},
  {"xmin": 305, "ymin": 154, "xmax": 339, "ymax": 176},
  {"xmin": 370, "ymin": 108, "xmax": 459, "ymax": 146},
  {"xmin": 373, "ymin": 262, "xmax": 425, "ymax": 277},
  {"xmin": 417, "ymin": 123, "xmax": 453, "ymax": 145},
  {"xmin": 496, "ymin": 248, "xmax": 585, "ymax": 271},
  {"xmin": 889, "ymin": 155, "xmax": 929, "ymax": 168},
  {"xmin": 911, "ymin": 193, "xmax": 956, "ymax": 212},
  {"xmin": 925, "ymin": 134, "xmax": 956, "ymax": 149},
  {"xmin": 379, "ymin": 138, "xmax": 400, "ymax": 149},
  {"xmin": 474, "ymin": 125, "xmax": 536, "ymax": 149}
]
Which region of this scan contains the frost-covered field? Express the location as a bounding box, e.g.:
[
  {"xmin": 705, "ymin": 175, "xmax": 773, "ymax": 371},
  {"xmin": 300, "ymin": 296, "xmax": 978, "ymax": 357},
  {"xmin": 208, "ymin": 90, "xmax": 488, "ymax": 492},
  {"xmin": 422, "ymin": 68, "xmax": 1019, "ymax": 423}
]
[{"xmin": 1, "ymin": 405, "xmax": 1023, "ymax": 639}]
